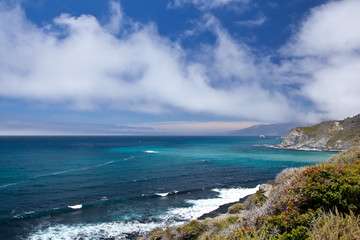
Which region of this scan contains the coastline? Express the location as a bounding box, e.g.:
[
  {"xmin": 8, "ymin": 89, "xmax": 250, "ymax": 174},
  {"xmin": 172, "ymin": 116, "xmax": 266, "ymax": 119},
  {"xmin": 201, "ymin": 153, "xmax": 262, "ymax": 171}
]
[
  {"xmin": 140, "ymin": 147, "xmax": 360, "ymax": 240},
  {"xmin": 197, "ymin": 194, "xmax": 251, "ymax": 220}
]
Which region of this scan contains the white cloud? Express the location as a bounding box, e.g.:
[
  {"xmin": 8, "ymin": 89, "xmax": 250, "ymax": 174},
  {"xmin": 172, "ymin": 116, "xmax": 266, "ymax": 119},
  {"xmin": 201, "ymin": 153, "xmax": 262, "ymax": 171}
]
[
  {"xmin": 1, "ymin": 0, "xmax": 360, "ymax": 125},
  {"xmin": 169, "ymin": 0, "xmax": 250, "ymax": 10},
  {"xmin": 282, "ymin": 0, "xmax": 360, "ymax": 120},
  {"xmin": 105, "ymin": 1, "xmax": 123, "ymax": 35},
  {"xmin": 236, "ymin": 13, "xmax": 267, "ymax": 27},
  {"xmin": 0, "ymin": 2, "xmax": 309, "ymax": 123},
  {"xmin": 285, "ymin": 0, "xmax": 360, "ymax": 57}
]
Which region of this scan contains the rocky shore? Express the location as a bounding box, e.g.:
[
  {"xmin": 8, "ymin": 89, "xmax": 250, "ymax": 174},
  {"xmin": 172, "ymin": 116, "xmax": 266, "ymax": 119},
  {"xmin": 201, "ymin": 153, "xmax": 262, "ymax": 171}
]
[
  {"xmin": 139, "ymin": 147, "xmax": 360, "ymax": 239},
  {"xmin": 277, "ymin": 114, "xmax": 360, "ymax": 151}
]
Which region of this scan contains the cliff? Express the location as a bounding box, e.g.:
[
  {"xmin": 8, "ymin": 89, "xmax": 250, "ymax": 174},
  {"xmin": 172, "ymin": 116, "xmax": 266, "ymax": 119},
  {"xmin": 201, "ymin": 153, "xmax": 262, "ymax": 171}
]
[{"xmin": 277, "ymin": 114, "xmax": 360, "ymax": 151}]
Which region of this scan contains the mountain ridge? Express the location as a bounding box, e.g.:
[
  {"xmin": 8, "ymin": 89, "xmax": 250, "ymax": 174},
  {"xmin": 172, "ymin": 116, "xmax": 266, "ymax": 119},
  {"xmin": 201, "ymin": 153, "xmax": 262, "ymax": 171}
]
[{"xmin": 231, "ymin": 123, "xmax": 303, "ymax": 137}]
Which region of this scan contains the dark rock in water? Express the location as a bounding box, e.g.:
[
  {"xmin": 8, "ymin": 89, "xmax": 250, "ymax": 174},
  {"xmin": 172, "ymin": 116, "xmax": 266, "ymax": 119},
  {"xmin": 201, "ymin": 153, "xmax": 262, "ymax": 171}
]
[
  {"xmin": 198, "ymin": 195, "xmax": 251, "ymax": 220},
  {"xmin": 124, "ymin": 232, "xmax": 140, "ymax": 240}
]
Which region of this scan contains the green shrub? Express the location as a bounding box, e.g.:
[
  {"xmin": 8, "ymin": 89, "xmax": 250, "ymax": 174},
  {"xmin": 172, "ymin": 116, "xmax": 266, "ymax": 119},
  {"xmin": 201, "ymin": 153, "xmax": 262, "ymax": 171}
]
[
  {"xmin": 278, "ymin": 226, "xmax": 309, "ymax": 240},
  {"xmin": 228, "ymin": 203, "xmax": 245, "ymax": 214},
  {"xmin": 266, "ymin": 209, "xmax": 317, "ymax": 235},
  {"xmin": 299, "ymin": 126, "xmax": 319, "ymax": 135},
  {"xmin": 292, "ymin": 161, "xmax": 360, "ymax": 213},
  {"xmin": 243, "ymin": 190, "xmax": 267, "ymax": 209},
  {"xmin": 179, "ymin": 220, "xmax": 204, "ymax": 239}
]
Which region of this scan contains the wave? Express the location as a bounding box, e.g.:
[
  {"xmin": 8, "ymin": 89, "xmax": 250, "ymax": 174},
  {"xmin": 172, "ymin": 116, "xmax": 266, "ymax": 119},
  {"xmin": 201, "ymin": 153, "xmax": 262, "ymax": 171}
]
[
  {"xmin": 163, "ymin": 185, "xmax": 259, "ymax": 221},
  {"xmin": 253, "ymin": 144, "xmax": 276, "ymax": 148},
  {"xmin": 27, "ymin": 220, "xmax": 167, "ymax": 240},
  {"xmin": 68, "ymin": 204, "xmax": 82, "ymax": 210},
  {"xmin": 1, "ymin": 161, "xmax": 117, "ymax": 190},
  {"xmin": 26, "ymin": 185, "xmax": 259, "ymax": 239},
  {"xmin": 0, "ymin": 181, "xmax": 25, "ymax": 189},
  {"xmin": 143, "ymin": 150, "xmax": 158, "ymax": 153},
  {"xmin": 156, "ymin": 192, "xmax": 169, "ymax": 197},
  {"xmin": 38, "ymin": 160, "xmax": 115, "ymax": 177}
]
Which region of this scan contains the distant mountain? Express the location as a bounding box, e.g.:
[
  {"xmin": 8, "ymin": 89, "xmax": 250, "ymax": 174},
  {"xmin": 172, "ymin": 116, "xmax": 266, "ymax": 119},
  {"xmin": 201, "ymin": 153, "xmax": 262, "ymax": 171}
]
[
  {"xmin": 278, "ymin": 114, "xmax": 360, "ymax": 151},
  {"xmin": 231, "ymin": 123, "xmax": 302, "ymax": 137}
]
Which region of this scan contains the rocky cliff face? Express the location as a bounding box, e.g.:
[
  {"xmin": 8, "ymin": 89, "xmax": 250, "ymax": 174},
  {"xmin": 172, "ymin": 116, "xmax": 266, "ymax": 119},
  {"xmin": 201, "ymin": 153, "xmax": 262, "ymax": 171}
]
[{"xmin": 278, "ymin": 114, "xmax": 360, "ymax": 151}]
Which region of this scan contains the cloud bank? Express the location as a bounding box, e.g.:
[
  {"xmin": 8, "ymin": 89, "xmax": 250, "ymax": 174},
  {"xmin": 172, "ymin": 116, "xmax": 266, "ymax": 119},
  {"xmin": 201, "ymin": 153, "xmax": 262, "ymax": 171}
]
[
  {"xmin": 0, "ymin": 0, "xmax": 359, "ymax": 123},
  {"xmin": 282, "ymin": 0, "xmax": 360, "ymax": 120}
]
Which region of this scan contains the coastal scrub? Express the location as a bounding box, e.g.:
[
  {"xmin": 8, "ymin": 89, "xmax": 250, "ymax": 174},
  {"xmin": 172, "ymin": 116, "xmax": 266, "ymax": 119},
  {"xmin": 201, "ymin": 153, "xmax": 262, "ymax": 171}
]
[{"xmin": 140, "ymin": 147, "xmax": 360, "ymax": 240}]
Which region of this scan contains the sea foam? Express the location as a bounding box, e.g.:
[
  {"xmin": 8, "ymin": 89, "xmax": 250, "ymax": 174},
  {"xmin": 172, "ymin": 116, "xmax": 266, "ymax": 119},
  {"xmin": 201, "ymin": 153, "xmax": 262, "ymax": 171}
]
[
  {"xmin": 163, "ymin": 186, "xmax": 259, "ymax": 221},
  {"xmin": 27, "ymin": 221, "xmax": 166, "ymax": 240},
  {"xmin": 27, "ymin": 186, "xmax": 259, "ymax": 239}
]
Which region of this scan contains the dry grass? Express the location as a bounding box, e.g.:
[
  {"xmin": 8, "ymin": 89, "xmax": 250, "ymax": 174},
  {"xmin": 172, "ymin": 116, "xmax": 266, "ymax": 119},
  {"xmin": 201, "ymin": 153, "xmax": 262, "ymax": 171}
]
[
  {"xmin": 327, "ymin": 146, "xmax": 360, "ymax": 165},
  {"xmin": 310, "ymin": 210, "xmax": 360, "ymax": 240}
]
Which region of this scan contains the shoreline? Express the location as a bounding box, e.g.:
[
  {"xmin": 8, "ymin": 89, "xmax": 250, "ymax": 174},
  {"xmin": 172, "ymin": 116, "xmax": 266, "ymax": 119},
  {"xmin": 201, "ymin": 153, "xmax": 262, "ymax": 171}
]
[{"xmin": 197, "ymin": 194, "xmax": 251, "ymax": 220}]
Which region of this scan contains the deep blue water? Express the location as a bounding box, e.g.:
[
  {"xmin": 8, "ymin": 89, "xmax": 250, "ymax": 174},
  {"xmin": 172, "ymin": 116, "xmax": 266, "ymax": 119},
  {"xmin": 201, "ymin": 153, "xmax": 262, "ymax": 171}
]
[{"xmin": 0, "ymin": 136, "xmax": 336, "ymax": 239}]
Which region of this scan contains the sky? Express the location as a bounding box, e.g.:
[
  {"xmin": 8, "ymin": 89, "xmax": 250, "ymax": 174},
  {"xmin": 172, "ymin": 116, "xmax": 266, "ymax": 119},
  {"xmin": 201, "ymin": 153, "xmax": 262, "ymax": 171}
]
[{"xmin": 0, "ymin": 0, "xmax": 360, "ymax": 135}]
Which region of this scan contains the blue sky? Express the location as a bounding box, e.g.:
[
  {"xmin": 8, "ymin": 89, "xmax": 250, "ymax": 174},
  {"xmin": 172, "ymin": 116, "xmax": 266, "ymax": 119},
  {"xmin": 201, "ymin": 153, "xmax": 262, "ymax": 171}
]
[{"xmin": 0, "ymin": 0, "xmax": 360, "ymax": 135}]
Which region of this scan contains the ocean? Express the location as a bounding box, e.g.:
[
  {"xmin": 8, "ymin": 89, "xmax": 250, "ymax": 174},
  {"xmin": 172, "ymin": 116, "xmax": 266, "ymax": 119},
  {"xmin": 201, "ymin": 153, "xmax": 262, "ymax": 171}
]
[{"xmin": 0, "ymin": 136, "xmax": 336, "ymax": 239}]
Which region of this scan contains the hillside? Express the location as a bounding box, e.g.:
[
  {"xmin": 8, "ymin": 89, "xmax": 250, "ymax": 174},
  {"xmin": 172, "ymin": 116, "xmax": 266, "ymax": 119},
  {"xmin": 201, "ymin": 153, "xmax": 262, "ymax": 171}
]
[
  {"xmin": 140, "ymin": 147, "xmax": 360, "ymax": 240},
  {"xmin": 277, "ymin": 114, "xmax": 360, "ymax": 151},
  {"xmin": 231, "ymin": 123, "xmax": 302, "ymax": 137}
]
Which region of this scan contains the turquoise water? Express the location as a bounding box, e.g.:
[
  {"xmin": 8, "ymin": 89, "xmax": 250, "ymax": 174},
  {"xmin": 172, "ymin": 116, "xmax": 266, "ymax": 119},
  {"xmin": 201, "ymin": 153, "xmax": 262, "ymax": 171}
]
[{"xmin": 0, "ymin": 136, "xmax": 336, "ymax": 239}]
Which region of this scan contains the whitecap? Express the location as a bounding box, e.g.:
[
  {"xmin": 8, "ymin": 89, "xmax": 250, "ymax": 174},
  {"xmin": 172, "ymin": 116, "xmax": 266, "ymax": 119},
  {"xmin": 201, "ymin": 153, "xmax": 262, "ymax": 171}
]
[
  {"xmin": 144, "ymin": 150, "xmax": 158, "ymax": 153},
  {"xmin": 68, "ymin": 204, "xmax": 82, "ymax": 210},
  {"xmin": 156, "ymin": 192, "xmax": 169, "ymax": 197}
]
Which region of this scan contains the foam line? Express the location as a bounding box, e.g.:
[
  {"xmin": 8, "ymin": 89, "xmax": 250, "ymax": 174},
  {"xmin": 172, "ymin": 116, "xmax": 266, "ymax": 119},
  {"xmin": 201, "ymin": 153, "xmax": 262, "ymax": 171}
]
[
  {"xmin": 27, "ymin": 221, "xmax": 168, "ymax": 240},
  {"xmin": 163, "ymin": 185, "xmax": 260, "ymax": 221}
]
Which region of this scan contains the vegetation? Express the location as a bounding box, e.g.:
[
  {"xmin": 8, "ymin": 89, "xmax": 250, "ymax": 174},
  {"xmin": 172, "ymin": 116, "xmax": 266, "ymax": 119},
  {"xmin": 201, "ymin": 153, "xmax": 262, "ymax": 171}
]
[
  {"xmin": 140, "ymin": 147, "xmax": 360, "ymax": 240},
  {"xmin": 227, "ymin": 203, "xmax": 245, "ymax": 214},
  {"xmin": 299, "ymin": 125, "xmax": 319, "ymax": 136},
  {"xmin": 280, "ymin": 114, "xmax": 360, "ymax": 151},
  {"xmin": 310, "ymin": 210, "xmax": 360, "ymax": 239}
]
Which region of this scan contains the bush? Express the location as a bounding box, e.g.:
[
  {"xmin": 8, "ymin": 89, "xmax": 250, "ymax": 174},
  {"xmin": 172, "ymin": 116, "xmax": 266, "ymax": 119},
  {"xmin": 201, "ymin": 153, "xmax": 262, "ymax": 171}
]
[
  {"xmin": 278, "ymin": 226, "xmax": 308, "ymax": 240},
  {"xmin": 228, "ymin": 203, "xmax": 245, "ymax": 214},
  {"xmin": 216, "ymin": 216, "xmax": 239, "ymax": 231},
  {"xmin": 291, "ymin": 161, "xmax": 360, "ymax": 213},
  {"xmin": 179, "ymin": 220, "xmax": 204, "ymax": 239},
  {"xmin": 230, "ymin": 225, "xmax": 273, "ymax": 240}
]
